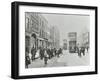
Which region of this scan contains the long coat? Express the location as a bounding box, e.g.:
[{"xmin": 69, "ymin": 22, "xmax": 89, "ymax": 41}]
[
  {"xmin": 31, "ymin": 47, "xmax": 36, "ymax": 55},
  {"xmin": 39, "ymin": 48, "xmax": 44, "ymax": 59}
]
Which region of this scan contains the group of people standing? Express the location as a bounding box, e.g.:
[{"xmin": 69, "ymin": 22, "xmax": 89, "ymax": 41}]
[
  {"xmin": 25, "ymin": 46, "xmax": 63, "ymax": 68},
  {"xmin": 76, "ymin": 46, "xmax": 89, "ymax": 57}
]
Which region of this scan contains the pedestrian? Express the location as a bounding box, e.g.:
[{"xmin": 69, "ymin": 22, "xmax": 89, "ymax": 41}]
[
  {"xmin": 78, "ymin": 47, "xmax": 82, "ymax": 57},
  {"xmin": 51, "ymin": 48, "xmax": 54, "ymax": 58},
  {"xmin": 47, "ymin": 48, "xmax": 50, "ymax": 59},
  {"xmin": 49, "ymin": 48, "xmax": 51, "ymax": 59},
  {"xmin": 59, "ymin": 48, "xmax": 62, "ymax": 55},
  {"xmin": 39, "ymin": 47, "xmax": 42, "ymax": 60},
  {"xmin": 31, "ymin": 45, "xmax": 36, "ymax": 61},
  {"xmin": 87, "ymin": 46, "xmax": 89, "ymax": 52},
  {"xmin": 40, "ymin": 47, "xmax": 45, "ymax": 60},
  {"xmin": 25, "ymin": 47, "xmax": 30, "ymax": 68},
  {"xmin": 35, "ymin": 48, "xmax": 40, "ymax": 59},
  {"xmin": 58, "ymin": 48, "xmax": 62, "ymax": 57},
  {"xmin": 54, "ymin": 48, "xmax": 57, "ymax": 56},
  {"xmin": 81, "ymin": 47, "xmax": 85, "ymax": 56},
  {"xmin": 76, "ymin": 46, "xmax": 80, "ymax": 56},
  {"xmin": 44, "ymin": 49, "xmax": 48, "ymax": 66},
  {"xmin": 57, "ymin": 49, "xmax": 60, "ymax": 58}
]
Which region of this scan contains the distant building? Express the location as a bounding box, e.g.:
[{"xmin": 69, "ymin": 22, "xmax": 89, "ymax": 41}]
[
  {"xmin": 77, "ymin": 32, "xmax": 89, "ymax": 48},
  {"xmin": 77, "ymin": 27, "xmax": 89, "ymax": 49},
  {"xmin": 38, "ymin": 14, "xmax": 48, "ymax": 48},
  {"xmin": 68, "ymin": 32, "xmax": 77, "ymax": 53},
  {"xmin": 83, "ymin": 32, "xmax": 89, "ymax": 48},
  {"xmin": 50, "ymin": 26, "xmax": 60, "ymax": 49}
]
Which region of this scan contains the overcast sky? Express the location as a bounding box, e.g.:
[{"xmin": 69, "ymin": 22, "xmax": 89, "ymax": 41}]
[{"xmin": 41, "ymin": 13, "xmax": 90, "ymax": 46}]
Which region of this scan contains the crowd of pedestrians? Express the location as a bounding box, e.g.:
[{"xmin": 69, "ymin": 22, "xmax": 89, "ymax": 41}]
[
  {"xmin": 76, "ymin": 46, "xmax": 89, "ymax": 57},
  {"xmin": 25, "ymin": 46, "xmax": 63, "ymax": 68},
  {"xmin": 25, "ymin": 45, "xmax": 89, "ymax": 68}
]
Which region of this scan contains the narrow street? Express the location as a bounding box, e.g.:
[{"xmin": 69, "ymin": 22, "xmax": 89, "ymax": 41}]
[
  {"xmin": 57, "ymin": 50, "xmax": 89, "ymax": 66},
  {"xmin": 28, "ymin": 50, "xmax": 89, "ymax": 68}
]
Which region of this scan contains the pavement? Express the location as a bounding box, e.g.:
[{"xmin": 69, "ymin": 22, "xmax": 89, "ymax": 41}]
[{"xmin": 28, "ymin": 50, "xmax": 89, "ymax": 68}]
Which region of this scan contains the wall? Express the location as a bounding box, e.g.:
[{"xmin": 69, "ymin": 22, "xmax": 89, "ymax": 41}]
[{"xmin": 0, "ymin": 0, "xmax": 99, "ymax": 81}]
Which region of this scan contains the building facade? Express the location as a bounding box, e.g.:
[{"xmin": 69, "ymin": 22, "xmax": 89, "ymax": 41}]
[
  {"xmin": 25, "ymin": 12, "xmax": 60, "ymax": 54},
  {"xmin": 25, "ymin": 12, "xmax": 40, "ymax": 52},
  {"xmin": 77, "ymin": 32, "xmax": 89, "ymax": 48},
  {"xmin": 83, "ymin": 32, "xmax": 89, "ymax": 48},
  {"xmin": 25, "ymin": 12, "xmax": 50, "ymax": 53},
  {"xmin": 68, "ymin": 32, "xmax": 77, "ymax": 53},
  {"xmin": 50, "ymin": 26, "xmax": 60, "ymax": 49}
]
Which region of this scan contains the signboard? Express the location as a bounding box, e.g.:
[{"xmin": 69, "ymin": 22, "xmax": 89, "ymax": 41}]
[{"xmin": 68, "ymin": 32, "xmax": 77, "ymax": 41}]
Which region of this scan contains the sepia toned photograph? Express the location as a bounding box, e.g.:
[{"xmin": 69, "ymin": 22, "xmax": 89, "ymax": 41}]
[{"xmin": 25, "ymin": 12, "xmax": 90, "ymax": 68}]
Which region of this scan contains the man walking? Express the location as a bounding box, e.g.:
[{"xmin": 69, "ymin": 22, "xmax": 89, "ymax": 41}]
[
  {"xmin": 82, "ymin": 47, "xmax": 85, "ymax": 56},
  {"xmin": 25, "ymin": 47, "xmax": 30, "ymax": 68},
  {"xmin": 44, "ymin": 49, "xmax": 48, "ymax": 66},
  {"xmin": 31, "ymin": 46, "xmax": 36, "ymax": 61},
  {"xmin": 40, "ymin": 47, "xmax": 44, "ymax": 60}
]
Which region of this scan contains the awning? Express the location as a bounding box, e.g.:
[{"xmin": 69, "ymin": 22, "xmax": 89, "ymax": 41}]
[{"xmin": 37, "ymin": 37, "xmax": 44, "ymax": 41}]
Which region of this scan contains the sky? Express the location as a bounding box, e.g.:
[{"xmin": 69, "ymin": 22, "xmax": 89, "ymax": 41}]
[{"xmin": 41, "ymin": 13, "xmax": 90, "ymax": 46}]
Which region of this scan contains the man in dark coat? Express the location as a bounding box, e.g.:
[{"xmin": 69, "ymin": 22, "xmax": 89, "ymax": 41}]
[
  {"xmin": 87, "ymin": 46, "xmax": 89, "ymax": 52},
  {"xmin": 59, "ymin": 48, "xmax": 62, "ymax": 55},
  {"xmin": 31, "ymin": 46, "xmax": 36, "ymax": 61},
  {"xmin": 76, "ymin": 46, "xmax": 80, "ymax": 56},
  {"xmin": 47, "ymin": 48, "xmax": 50, "ymax": 59},
  {"xmin": 39, "ymin": 47, "xmax": 44, "ymax": 60},
  {"xmin": 44, "ymin": 49, "xmax": 48, "ymax": 66},
  {"xmin": 81, "ymin": 47, "xmax": 85, "ymax": 56},
  {"xmin": 53, "ymin": 48, "xmax": 57, "ymax": 56},
  {"xmin": 56, "ymin": 49, "xmax": 59, "ymax": 58},
  {"xmin": 25, "ymin": 47, "xmax": 30, "ymax": 68},
  {"xmin": 57, "ymin": 48, "xmax": 61, "ymax": 57},
  {"xmin": 50, "ymin": 48, "xmax": 54, "ymax": 58}
]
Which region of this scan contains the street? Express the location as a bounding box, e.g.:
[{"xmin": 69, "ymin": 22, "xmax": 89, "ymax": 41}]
[{"xmin": 28, "ymin": 50, "xmax": 89, "ymax": 68}]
